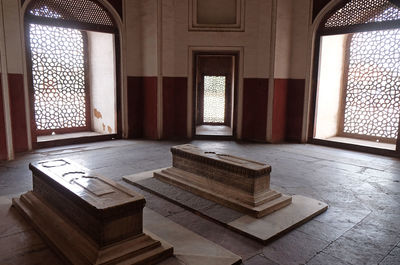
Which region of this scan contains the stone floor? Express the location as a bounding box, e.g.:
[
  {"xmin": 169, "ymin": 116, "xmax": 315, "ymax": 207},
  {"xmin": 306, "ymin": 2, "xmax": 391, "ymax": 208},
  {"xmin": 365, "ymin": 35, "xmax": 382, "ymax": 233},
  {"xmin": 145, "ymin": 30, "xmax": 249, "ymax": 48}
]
[{"xmin": 1, "ymin": 139, "xmax": 400, "ymax": 265}]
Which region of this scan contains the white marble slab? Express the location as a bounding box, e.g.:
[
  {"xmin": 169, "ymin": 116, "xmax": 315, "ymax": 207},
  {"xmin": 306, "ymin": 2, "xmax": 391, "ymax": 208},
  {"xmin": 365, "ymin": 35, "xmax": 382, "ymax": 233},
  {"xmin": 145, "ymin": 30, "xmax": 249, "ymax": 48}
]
[
  {"xmin": 0, "ymin": 194, "xmax": 241, "ymax": 265},
  {"xmin": 228, "ymin": 195, "xmax": 328, "ymax": 241},
  {"xmin": 144, "ymin": 208, "xmax": 242, "ymax": 265},
  {"xmin": 124, "ymin": 169, "xmax": 328, "ymax": 243}
]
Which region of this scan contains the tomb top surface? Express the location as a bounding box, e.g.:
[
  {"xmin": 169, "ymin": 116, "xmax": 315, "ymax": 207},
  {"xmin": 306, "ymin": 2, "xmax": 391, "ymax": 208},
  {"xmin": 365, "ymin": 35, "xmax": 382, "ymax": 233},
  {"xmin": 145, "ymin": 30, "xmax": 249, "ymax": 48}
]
[
  {"xmin": 171, "ymin": 144, "xmax": 271, "ymax": 173},
  {"xmin": 30, "ymin": 159, "xmax": 145, "ymax": 214}
]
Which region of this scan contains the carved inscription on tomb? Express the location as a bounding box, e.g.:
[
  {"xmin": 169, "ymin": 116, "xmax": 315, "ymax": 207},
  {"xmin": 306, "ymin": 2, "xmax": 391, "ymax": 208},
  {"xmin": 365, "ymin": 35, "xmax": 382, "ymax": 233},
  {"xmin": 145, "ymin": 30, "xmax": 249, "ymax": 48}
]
[{"xmin": 40, "ymin": 160, "xmax": 115, "ymax": 197}]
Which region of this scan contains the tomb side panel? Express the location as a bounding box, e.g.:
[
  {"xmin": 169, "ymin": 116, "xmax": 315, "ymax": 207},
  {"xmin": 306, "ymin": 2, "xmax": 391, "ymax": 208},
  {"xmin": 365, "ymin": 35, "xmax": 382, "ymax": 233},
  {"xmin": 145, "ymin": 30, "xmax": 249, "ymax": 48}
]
[
  {"xmin": 172, "ymin": 155, "xmax": 260, "ymax": 193},
  {"xmin": 33, "ymin": 174, "xmax": 103, "ymax": 243},
  {"xmin": 32, "ymin": 174, "xmax": 143, "ymax": 246}
]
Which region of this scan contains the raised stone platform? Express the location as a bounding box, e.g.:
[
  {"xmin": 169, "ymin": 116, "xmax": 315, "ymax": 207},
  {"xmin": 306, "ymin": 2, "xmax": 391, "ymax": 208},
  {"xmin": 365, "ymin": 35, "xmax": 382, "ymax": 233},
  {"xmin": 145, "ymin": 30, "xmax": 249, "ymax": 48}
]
[
  {"xmin": 12, "ymin": 159, "xmax": 173, "ymax": 265},
  {"xmin": 154, "ymin": 144, "xmax": 292, "ymax": 218},
  {"xmin": 1, "ymin": 195, "xmax": 241, "ymax": 265},
  {"xmin": 123, "ymin": 169, "xmax": 328, "ymax": 244}
]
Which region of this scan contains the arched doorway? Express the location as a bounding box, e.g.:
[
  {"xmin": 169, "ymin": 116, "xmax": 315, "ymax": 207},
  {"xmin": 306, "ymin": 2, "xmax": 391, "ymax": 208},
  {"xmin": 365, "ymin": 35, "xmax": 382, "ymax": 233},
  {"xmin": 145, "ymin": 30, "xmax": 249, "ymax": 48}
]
[
  {"xmin": 310, "ymin": 0, "xmax": 400, "ymax": 155},
  {"xmin": 23, "ymin": 0, "xmax": 122, "ymax": 147}
]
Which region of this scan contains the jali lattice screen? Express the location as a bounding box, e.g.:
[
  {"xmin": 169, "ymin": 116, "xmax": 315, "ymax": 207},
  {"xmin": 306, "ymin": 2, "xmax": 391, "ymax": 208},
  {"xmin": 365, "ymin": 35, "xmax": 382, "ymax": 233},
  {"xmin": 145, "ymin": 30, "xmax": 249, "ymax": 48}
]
[
  {"xmin": 324, "ymin": 0, "xmax": 400, "ymax": 29},
  {"xmin": 27, "ymin": 0, "xmax": 114, "ymax": 27},
  {"xmin": 30, "ymin": 24, "xmax": 87, "ymax": 131},
  {"xmin": 203, "ymin": 76, "xmax": 226, "ymax": 123},
  {"xmin": 343, "ymin": 29, "xmax": 400, "ymax": 139}
]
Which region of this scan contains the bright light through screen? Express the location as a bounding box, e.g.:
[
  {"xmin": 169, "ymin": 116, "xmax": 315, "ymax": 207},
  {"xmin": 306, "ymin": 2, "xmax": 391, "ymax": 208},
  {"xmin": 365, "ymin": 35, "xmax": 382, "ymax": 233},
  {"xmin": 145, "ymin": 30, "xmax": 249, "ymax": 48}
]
[{"xmin": 203, "ymin": 76, "xmax": 226, "ymax": 123}]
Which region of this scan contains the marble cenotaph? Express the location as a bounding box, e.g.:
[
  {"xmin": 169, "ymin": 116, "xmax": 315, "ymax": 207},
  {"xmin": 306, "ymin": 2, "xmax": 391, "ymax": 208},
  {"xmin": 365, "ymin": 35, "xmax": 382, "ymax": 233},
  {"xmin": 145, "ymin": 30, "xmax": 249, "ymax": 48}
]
[
  {"xmin": 154, "ymin": 144, "xmax": 292, "ymax": 218},
  {"xmin": 13, "ymin": 159, "xmax": 173, "ymax": 265}
]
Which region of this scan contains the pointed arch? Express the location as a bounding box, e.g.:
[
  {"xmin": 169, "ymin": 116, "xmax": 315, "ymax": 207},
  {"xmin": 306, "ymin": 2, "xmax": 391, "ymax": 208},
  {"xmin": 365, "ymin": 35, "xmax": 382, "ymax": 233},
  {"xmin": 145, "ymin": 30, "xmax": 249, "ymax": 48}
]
[
  {"xmin": 320, "ymin": 0, "xmax": 400, "ymax": 35},
  {"xmin": 24, "ymin": 0, "xmax": 117, "ymax": 32}
]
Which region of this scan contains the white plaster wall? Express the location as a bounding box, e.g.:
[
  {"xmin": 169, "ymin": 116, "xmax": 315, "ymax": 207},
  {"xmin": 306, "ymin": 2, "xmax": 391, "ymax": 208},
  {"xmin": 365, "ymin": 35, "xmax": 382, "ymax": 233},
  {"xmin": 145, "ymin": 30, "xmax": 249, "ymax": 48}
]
[
  {"xmin": 125, "ymin": 0, "xmax": 158, "ymax": 76},
  {"xmin": 124, "ymin": 0, "xmax": 312, "ymax": 79},
  {"xmin": 273, "ymin": 0, "xmax": 311, "ymax": 79},
  {"xmin": 161, "ymin": 0, "xmax": 271, "ymax": 78},
  {"xmin": 289, "ymin": 0, "xmax": 311, "ymax": 79},
  {"xmin": 2, "ymin": 0, "xmax": 23, "ymax": 74},
  {"xmin": 315, "ymin": 34, "xmax": 347, "ymax": 139},
  {"xmin": 88, "ymin": 31, "xmax": 116, "ymax": 134},
  {"xmin": 274, "ymin": 0, "xmax": 292, "ymax": 78}
]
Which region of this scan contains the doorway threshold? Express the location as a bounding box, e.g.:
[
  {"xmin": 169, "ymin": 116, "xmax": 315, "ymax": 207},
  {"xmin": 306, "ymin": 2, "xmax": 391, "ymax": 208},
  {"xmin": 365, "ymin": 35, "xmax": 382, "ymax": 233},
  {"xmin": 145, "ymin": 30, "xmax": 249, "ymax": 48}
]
[
  {"xmin": 36, "ymin": 132, "xmax": 116, "ymax": 148},
  {"xmin": 196, "ymin": 125, "xmax": 233, "ymax": 136}
]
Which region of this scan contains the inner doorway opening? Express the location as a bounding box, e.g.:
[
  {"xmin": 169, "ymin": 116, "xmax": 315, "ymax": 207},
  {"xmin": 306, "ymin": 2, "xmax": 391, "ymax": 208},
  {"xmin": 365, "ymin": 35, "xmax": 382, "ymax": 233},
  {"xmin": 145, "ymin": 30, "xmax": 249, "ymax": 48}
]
[{"xmin": 194, "ymin": 54, "xmax": 237, "ymax": 137}]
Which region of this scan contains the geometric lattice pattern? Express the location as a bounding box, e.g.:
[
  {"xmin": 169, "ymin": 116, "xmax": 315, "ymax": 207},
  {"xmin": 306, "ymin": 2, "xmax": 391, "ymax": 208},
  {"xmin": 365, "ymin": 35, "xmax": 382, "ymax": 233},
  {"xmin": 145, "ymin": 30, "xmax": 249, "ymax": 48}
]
[
  {"xmin": 28, "ymin": 0, "xmax": 113, "ymax": 27},
  {"xmin": 30, "ymin": 24, "xmax": 87, "ymax": 131},
  {"xmin": 343, "ymin": 29, "xmax": 400, "ymax": 139},
  {"xmin": 203, "ymin": 76, "xmax": 226, "ymax": 123},
  {"xmin": 324, "ymin": 0, "xmax": 400, "ymax": 29}
]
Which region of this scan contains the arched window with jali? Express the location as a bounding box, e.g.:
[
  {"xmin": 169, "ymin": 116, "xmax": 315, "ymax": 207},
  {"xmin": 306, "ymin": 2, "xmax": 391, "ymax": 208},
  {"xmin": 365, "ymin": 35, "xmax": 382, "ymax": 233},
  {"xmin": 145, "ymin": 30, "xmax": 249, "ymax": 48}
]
[
  {"xmin": 313, "ymin": 0, "xmax": 400, "ymax": 151},
  {"xmin": 24, "ymin": 0, "xmax": 119, "ymax": 141}
]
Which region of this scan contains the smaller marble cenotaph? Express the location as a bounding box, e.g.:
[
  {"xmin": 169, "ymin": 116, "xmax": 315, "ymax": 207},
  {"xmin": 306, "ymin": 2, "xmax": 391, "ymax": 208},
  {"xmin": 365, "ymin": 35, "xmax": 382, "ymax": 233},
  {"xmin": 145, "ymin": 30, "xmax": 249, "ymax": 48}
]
[
  {"xmin": 154, "ymin": 144, "xmax": 292, "ymax": 218},
  {"xmin": 13, "ymin": 159, "xmax": 173, "ymax": 265}
]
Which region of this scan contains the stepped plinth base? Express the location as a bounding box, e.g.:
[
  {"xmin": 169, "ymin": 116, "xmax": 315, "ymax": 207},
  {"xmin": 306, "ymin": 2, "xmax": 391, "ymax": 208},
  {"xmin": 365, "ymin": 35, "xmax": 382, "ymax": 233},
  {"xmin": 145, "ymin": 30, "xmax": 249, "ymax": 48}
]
[
  {"xmin": 2, "ymin": 193, "xmax": 241, "ymax": 265},
  {"xmin": 155, "ymin": 167, "xmax": 292, "ymax": 218},
  {"xmin": 123, "ymin": 169, "xmax": 329, "ymax": 244},
  {"xmin": 156, "ymin": 144, "xmax": 292, "ymax": 218},
  {"xmin": 12, "ymin": 159, "xmax": 173, "ymax": 265},
  {"xmin": 13, "ymin": 192, "xmax": 172, "ymax": 265}
]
